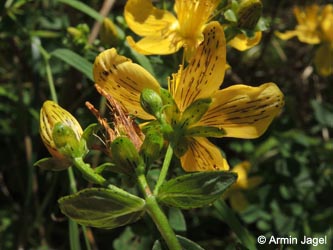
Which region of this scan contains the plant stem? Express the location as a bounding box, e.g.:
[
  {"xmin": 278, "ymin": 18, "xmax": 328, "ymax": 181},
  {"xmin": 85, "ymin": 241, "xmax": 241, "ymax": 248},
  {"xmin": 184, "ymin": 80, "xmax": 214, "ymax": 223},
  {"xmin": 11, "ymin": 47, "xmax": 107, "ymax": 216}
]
[
  {"xmin": 214, "ymin": 199, "xmax": 257, "ymax": 250},
  {"xmin": 73, "ymin": 157, "xmax": 107, "ymax": 185},
  {"xmin": 153, "ymin": 145, "xmax": 173, "ymax": 195},
  {"xmin": 145, "ymin": 196, "xmax": 182, "ymax": 250}
]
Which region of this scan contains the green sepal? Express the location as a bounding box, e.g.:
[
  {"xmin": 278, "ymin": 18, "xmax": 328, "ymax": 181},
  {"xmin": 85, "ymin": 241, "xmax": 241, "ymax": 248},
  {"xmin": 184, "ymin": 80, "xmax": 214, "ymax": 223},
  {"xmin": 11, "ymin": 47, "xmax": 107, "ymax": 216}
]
[
  {"xmin": 185, "ymin": 126, "xmax": 226, "ymax": 138},
  {"xmin": 82, "ymin": 123, "xmax": 100, "ymax": 148},
  {"xmin": 152, "ymin": 235, "xmax": 205, "ymax": 250},
  {"xmin": 52, "ymin": 122, "xmax": 88, "ymax": 158},
  {"xmin": 110, "ymin": 136, "xmax": 141, "ymax": 174},
  {"xmin": 34, "ymin": 157, "xmax": 71, "ymax": 171},
  {"xmin": 140, "ymin": 130, "xmax": 164, "ymax": 166},
  {"xmin": 157, "ymin": 171, "xmax": 237, "ymax": 209},
  {"xmin": 172, "ymin": 137, "xmax": 189, "ymax": 158},
  {"xmin": 179, "ymin": 98, "xmax": 211, "ymax": 128},
  {"xmin": 160, "ymin": 88, "xmax": 180, "ymax": 125},
  {"xmin": 58, "ymin": 187, "xmax": 145, "ymax": 229}
]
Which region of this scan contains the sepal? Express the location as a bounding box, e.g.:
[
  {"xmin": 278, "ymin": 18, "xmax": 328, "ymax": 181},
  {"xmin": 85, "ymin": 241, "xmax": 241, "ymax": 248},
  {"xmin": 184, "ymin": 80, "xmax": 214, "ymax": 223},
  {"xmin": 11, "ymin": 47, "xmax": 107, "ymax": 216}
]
[{"xmin": 34, "ymin": 157, "xmax": 71, "ymax": 171}]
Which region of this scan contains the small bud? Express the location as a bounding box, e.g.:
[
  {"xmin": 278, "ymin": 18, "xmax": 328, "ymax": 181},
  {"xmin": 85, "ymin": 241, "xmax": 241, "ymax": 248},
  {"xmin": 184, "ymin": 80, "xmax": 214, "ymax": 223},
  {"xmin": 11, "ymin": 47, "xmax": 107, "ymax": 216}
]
[
  {"xmin": 140, "ymin": 130, "xmax": 164, "ymax": 166},
  {"xmin": 140, "ymin": 88, "xmax": 163, "ymax": 118},
  {"xmin": 110, "ymin": 137, "xmax": 141, "ymax": 174},
  {"xmin": 237, "ymin": 0, "xmax": 263, "ymax": 30},
  {"xmin": 40, "ymin": 101, "xmax": 84, "ymax": 159},
  {"xmin": 100, "ymin": 18, "xmax": 118, "ymax": 47}
]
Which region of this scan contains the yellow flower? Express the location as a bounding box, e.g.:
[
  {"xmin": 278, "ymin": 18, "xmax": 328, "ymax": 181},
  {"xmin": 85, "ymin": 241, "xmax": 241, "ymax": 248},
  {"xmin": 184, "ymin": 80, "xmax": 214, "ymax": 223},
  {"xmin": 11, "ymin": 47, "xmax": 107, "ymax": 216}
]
[
  {"xmin": 40, "ymin": 100, "xmax": 83, "ymax": 159},
  {"xmin": 124, "ymin": 0, "xmax": 220, "ymax": 59},
  {"xmin": 93, "ymin": 22, "xmax": 284, "ymax": 172},
  {"xmin": 276, "ymin": 5, "xmax": 323, "ymax": 44},
  {"xmin": 276, "ymin": 4, "xmax": 333, "ymax": 76},
  {"xmin": 224, "ymin": 161, "xmax": 262, "ymax": 212}
]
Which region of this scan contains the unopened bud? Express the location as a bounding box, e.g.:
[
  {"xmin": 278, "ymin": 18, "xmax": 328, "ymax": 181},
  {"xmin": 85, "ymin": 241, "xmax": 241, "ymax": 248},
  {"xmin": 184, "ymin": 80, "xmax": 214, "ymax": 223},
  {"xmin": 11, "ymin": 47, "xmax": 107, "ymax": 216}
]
[
  {"xmin": 140, "ymin": 88, "xmax": 163, "ymax": 118},
  {"xmin": 111, "ymin": 137, "xmax": 141, "ymax": 174},
  {"xmin": 140, "ymin": 130, "xmax": 164, "ymax": 166},
  {"xmin": 40, "ymin": 101, "xmax": 84, "ymax": 159},
  {"xmin": 237, "ymin": 0, "xmax": 263, "ymax": 30}
]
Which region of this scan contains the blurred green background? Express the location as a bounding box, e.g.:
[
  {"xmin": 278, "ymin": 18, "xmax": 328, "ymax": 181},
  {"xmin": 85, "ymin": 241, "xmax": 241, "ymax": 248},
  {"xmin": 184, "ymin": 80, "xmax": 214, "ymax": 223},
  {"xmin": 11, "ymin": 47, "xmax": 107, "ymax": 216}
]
[{"xmin": 0, "ymin": 0, "xmax": 332, "ymax": 249}]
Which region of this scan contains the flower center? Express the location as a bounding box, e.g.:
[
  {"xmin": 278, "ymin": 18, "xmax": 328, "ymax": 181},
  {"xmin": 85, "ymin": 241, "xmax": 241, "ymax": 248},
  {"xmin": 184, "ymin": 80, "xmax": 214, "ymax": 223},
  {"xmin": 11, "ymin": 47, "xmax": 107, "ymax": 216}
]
[{"xmin": 174, "ymin": 0, "xmax": 218, "ymax": 48}]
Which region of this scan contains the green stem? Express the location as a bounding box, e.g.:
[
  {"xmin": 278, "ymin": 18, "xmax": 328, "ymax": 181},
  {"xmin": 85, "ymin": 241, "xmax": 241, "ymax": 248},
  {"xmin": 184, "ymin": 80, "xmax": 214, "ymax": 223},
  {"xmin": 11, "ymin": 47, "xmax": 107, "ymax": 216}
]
[
  {"xmin": 39, "ymin": 45, "xmax": 58, "ymax": 103},
  {"xmin": 136, "ymin": 161, "xmax": 180, "ymax": 250},
  {"xmin": 214, "ymin": 199, "xmax": 257, "ymax": 250},
  {"xmin": 73, "ymin": 157, "xmax": 107, "ymax": 186},
  {"xmin": 153, "ymin": 144, "xmax": 173, "ymax": 195},
  {"xmin": 145, "ymin": 196, "xmax": 182, "ymax": 250}
]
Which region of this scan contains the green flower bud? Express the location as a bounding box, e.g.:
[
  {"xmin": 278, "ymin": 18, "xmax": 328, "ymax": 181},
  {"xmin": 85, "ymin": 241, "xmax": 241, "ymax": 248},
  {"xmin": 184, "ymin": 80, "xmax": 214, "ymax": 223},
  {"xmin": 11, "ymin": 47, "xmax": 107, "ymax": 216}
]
[
  {"xmin": 237, "ymin": 0, "xmax": 263, "ymax": 30},
  {"xmin": 140, "ymin": 88, "xmax": 163, "ymax": 118},
  {"xmin": 110, "ymin": 136, "xmax": 141, "ymax": 174},
  {"xmin": 140, "ymin": 130, "xmax": 164, "ymax": 166}
]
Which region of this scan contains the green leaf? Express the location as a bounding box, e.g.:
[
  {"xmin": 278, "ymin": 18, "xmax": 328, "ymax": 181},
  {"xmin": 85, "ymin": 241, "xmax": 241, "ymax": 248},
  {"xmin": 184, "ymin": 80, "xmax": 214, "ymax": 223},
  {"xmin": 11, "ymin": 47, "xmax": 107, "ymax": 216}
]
[
  {"xmin": 51, "ymin": 48, "xmax": 93, "ymax": 81},
  {"xmin": 152, "ymin": 235, "xmax": 205, "ymax": 250},
  {"xmin": 311, "ymin": 100, "xmax": 333, "ymax": 128},
  {"xmin": 157, "ymin": 171, "xmax": 237, "ymax": 209},
  {"xmin": 58, "ymin": 188, "xmax": 146, "ymax": 229},
  {"xmin": 58, "ymin": 0, "xmax": 103, "ymax": 21},
  {"xmin": 168, "ymin": 207, "xmax": 186, "ymax": 232}
]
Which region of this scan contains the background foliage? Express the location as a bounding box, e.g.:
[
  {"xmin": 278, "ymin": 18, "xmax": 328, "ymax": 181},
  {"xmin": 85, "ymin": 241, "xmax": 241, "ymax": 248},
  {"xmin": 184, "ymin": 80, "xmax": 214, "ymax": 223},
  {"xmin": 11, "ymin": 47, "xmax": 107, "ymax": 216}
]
[{"xmin": 0, "ymin": 0, "xmax": 332, "ymax": 249}]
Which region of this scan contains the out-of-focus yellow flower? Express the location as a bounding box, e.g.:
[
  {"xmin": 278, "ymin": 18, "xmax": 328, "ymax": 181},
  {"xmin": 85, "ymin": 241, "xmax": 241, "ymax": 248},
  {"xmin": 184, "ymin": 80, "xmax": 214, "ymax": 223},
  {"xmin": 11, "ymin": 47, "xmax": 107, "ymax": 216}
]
[
  {"xmin": 225, "ymin": 161, "xmax": 262, "ymax": 212},
  {"xmin": 40, "ymin": 100, "xmax": 83, "ymax": 159},
  {"xmin": 276, "ymin": 4, "xmax": 333, "ymax": 76},
  {"xmin": 276, "ymin": 5, "xmax": 323, "ymax": 44},
  {"xmin": 124, "ymin": 0, "xmax": 220, "ymax": 59},
  {"xmin": 93, "ymin": 22, "xmax": 284, "ymax": 172}
]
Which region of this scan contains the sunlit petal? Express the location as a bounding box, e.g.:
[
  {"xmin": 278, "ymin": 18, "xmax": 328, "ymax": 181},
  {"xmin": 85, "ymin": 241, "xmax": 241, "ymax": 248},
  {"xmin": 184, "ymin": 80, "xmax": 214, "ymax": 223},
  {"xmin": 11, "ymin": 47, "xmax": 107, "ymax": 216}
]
[
  {"xmin": 198, "ymin": 83, "xmax": 284, "ymax": 138},
  {"xmin": 180, "ymin": 137, "xmax": 229, "ymax": 172},
  {"xmin": 126, "ymin": 35, "xmax": 184, "ymax": 55},
  {"xmin": 93, "ymin": 48, "xmax": 160, "ymax": 120},
  {"xmin": 170, "ymin": 22, "xmax": 226, "ymax": 111},
  {"xmin": 124, "ymin": 0, "xmax": 177, "ymax": 37},
  {"xmin": 228, "ymin": 31, "xmax": 262, "ymax": 51}
]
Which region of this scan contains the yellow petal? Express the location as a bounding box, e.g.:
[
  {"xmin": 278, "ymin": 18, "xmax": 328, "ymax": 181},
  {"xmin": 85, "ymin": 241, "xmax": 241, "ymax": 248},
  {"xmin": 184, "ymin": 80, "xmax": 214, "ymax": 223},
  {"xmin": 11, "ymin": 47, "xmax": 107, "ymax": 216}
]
[
  {"xmin": 228, "ymin": 31, "xmax": 262, "ymax": 51},
  {"xmin": 170, "ymin": 21, "xmax": 226, "ymax": 112},
  {"xmin": 198, "ymin": 83, "xmax": 284, "ymax": 138},
  {"xmin": 126, "ymin": 35, "xmax": 184, "ymax": 55},
  {"xmin": 314, "ymin": 44, "xmax": 333, "ymax": 76},
  {"xmin": 124, "ymin": 0, "xmax": 177, "ymax": 37},
  {"xmin": 180, "ymin": 137, "xmax": 230, "ymax": 172},
  {"xmin": 93, "ymin": 48, "xmax": 160, "ymax": 120},
  {"xmin": 275, "ymin": 30, "xmax": 299, "ymax": 41},
  {"xmin": 232, "ymin": 161, "xmax": 251, "ymax": 189},
  {"xmin": 320, "ymin": 5, "xmax": 333, "ymax": 43}
]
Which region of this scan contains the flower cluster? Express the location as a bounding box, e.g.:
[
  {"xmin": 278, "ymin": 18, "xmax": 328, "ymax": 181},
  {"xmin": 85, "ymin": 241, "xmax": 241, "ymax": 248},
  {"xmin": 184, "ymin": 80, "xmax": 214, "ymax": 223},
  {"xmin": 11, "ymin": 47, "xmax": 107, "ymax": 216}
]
[{"xmin": 93, "ymin": 21, "xmax": 284, "ymax": 172}]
